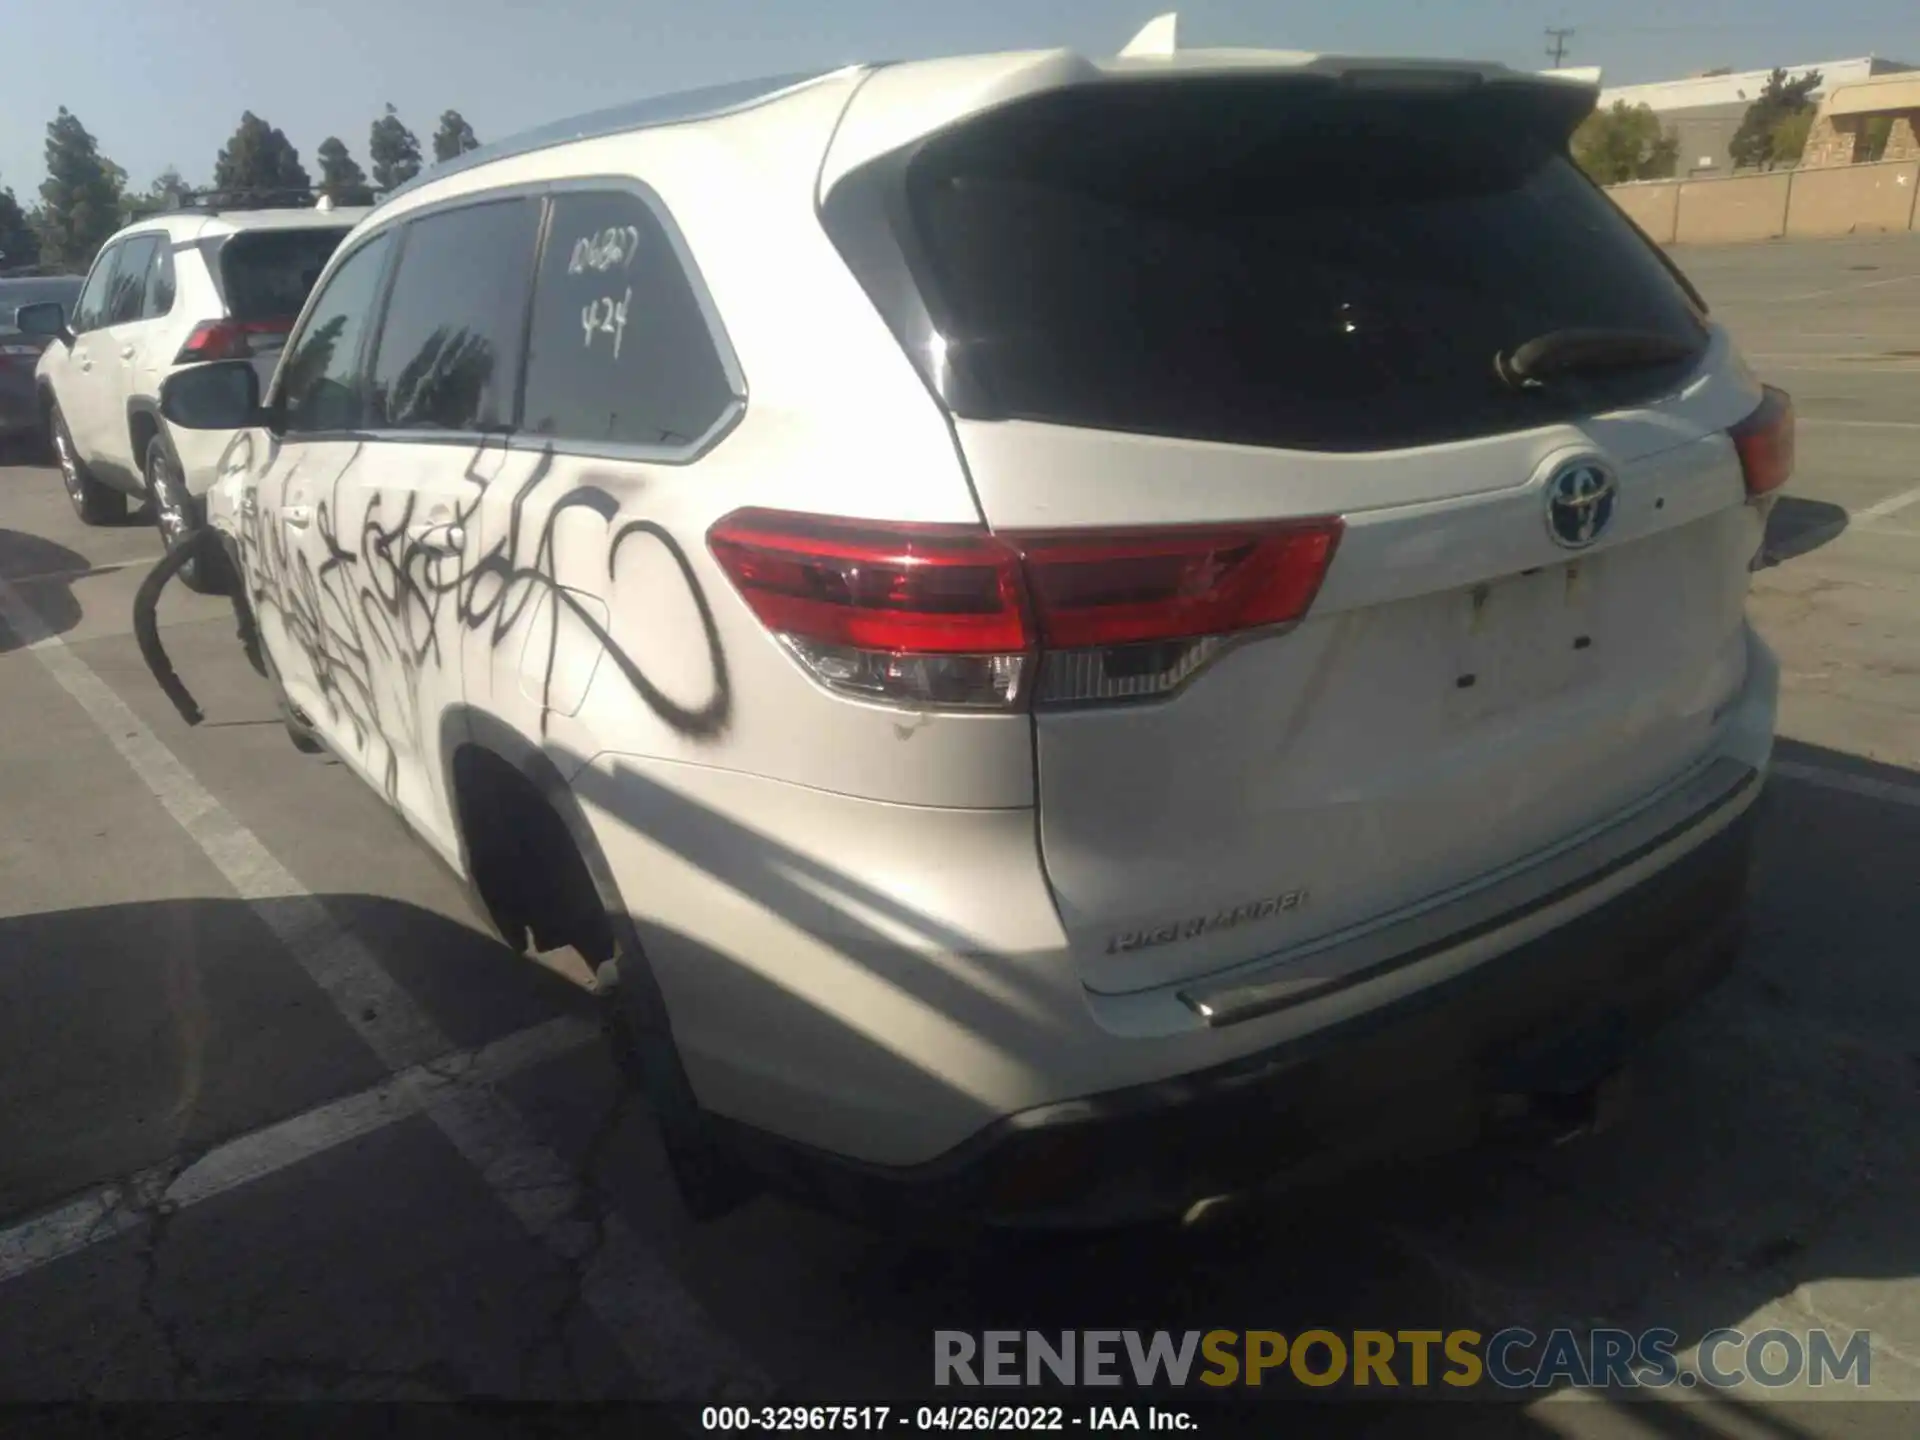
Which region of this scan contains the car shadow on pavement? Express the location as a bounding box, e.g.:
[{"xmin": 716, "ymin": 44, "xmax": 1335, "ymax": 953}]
[
  {"xmin": 0, "ymin": 528, "xmax": 88, "ymax": 653},
  {"xmin": 0, "ymin": 893, "xmax": 591, "ymax": 1228}
]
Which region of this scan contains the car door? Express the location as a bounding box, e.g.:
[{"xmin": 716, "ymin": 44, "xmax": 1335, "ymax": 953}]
[
  {"xmin": 87, "ymin": 232, "xmax": 163, "ymax": 481},
  {"xmin": 332, "ymin": 194, "xmax": 542, "ymax": 863},
  {"xmin": 233, "ymin": 228, "xmax": 397, "ymax": 765},
  {"xmin": 58, "ymin": 240, "xmax": 128, "ymax": 469}
]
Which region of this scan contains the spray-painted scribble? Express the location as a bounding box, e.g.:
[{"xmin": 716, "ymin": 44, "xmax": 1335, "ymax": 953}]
[{"xmin": 226, "ymin": 434, "xmax": 732, "ymax": 805}]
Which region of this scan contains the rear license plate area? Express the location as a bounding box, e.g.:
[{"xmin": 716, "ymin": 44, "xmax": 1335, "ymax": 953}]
[{"xmin": 1444, "ymin": 560, "xmax": 1602, "ymax": 721}]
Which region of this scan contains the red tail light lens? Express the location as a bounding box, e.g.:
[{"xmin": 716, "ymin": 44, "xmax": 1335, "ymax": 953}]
[
  {"xmin": 1016, "ymin": 523, "xmax": 1344, "ymax": 649},
  {"xmin": 1730, "ymin": 385, "xmax": 1794, "ymax": 498},
  {"xmin": 174, "ymin": 317, "xmax": 293, "ymax": 364},
  {"xmin": 707, "ymin": 510, "xmax": 1344, "ymax": 710},
  {"xmin": 707, "ymin": 511, "xmax": 1031, "ymax": 708}
]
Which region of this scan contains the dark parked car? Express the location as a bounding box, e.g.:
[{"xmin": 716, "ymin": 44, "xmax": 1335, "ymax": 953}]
[{"xmin": 1, "ymin": 275, "xmax": 84, "ymax": 451}]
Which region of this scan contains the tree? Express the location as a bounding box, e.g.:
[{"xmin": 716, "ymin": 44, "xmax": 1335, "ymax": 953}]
[
  {"xmin": 0, "ymin": 181, "xmax": 40, "ymax": 270},
  {"xmin": 1861, "ymin": 115, "xmax": 1895, "ymax": 163},
  {"xmin": 1728, "ymin": 68, "xmax": 1822, "ymax": 170},
  {"xmin": 36, "ymin": 108, "xmax": 125, "ymax": 271},
  {"xmin": 369, "ymin": 104, "xmax": 422, "ymax": 192},
  {"xmin": 316, "ymin": 137, "xmax": 376, "ymax": 205},
  {"xmin": 121, "ymin": 167, "xmax": 189, "ymax": 224},
  {"xmin": 1571, "ymin": 102, "xmax": 1679, "ymax": 185},
  {"xmin": 432, "ymin": 110, "xmax": 480, "ymax": 163},
  {"xmin": 213, "ymin": 112, "xmax": 312, "ymax": 198},
  {"xmin": 1768, "ymin": 110, "xmax": 1815, "ymax": 168}
]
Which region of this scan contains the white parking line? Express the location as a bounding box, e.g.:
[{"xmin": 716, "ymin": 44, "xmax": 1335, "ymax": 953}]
[
  {"xmin": 1851, "ymin": 483, "xmax": 1920, "ymax": 526},
  {"xmin": 0, "ymin": 572, "xmax": 774, "ymax": 1403},
  {"xmin": 1775, "ymin": 760, "xmax": 1920, "ymax": 810},
  {"xmin": 1775, "ymin": 272, "xmax": 1920, "ymax": 303},
  {"xmin": 0, "ymin": 1014, "xmax": 598, "ymax": 1285}
]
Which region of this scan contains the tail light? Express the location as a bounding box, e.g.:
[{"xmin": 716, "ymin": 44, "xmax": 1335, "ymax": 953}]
[
  {"xmin": 174, "ymin": 317, "xmax": 293, "ymax": 364},
  {"xmin": 1730, "ymin": 385, "xmax": 1793, "ymax": 498},
  {"xmin": 707, "ymin": 509, "xmax": 1344, "ymax": 711}
]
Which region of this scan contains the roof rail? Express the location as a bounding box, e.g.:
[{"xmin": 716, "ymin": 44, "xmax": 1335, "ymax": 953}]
[{"xmin": 159, "ymin": 185, "xmax": 383, "ymax": 216}]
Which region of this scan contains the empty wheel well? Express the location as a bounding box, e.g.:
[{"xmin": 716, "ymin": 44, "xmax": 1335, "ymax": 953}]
[
  {"xmin": 452, "ymin": 745, "xmax": 614, "ymax": 964},
  {"xmin": 129, "ymin": 409, "xmax": 161, "ymax": 469}
]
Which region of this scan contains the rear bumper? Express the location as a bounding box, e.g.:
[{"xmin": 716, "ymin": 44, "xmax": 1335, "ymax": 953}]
[
  {"xmin": 714, "ymin": 791, "xmax": 1759, "ymax": 1228},
  {"xmin": 0, "ymin": 375, "xmax": 39, "ymax": 436}
]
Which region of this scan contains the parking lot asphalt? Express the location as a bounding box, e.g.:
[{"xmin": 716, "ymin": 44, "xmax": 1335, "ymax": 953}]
[{"xmin": 0, "ymin": 233, "xmax": 1916, "ymax": 1435}]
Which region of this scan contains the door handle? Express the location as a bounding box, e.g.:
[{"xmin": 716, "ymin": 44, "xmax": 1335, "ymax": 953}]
[
  {"xmin": 282, "ymin": 504, "xmax": 312, "ymax": 529},
  {"xmin": 406, "ymin": 522, "xmax": 465, "ymax": 555},
  {"xmin": 77, "ymin": 355, "xmax": 92, "ymax": 372},
  {"xmin": 120, "ymin": 345, "xmax": 136, "ymax": 361}
]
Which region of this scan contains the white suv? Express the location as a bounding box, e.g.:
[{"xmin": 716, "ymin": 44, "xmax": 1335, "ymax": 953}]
[
  {"xmin": 154, "ymin": 38, "xmax": 1789, "ymax": 1227},
  {"xmin": 24, "ymin": 196, "xmax": 368, "ymax": 589}
]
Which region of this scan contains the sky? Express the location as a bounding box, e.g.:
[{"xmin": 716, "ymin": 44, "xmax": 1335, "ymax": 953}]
[{"xmin": 4, "ymin": 0, "xmax": 1919, "ymax": 201}]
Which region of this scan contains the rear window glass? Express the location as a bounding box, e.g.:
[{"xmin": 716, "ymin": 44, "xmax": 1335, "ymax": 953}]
[
  {"xmin": 218, "ymin": 228, "xmax": 351, "ymax": 322},
  {"xmin": 896, "ymin": 78, "xmax": 1708, "ymax": 452},
  {"xmin": 0, "ymin": 279, "xmax": 83, "ymax": 334}
]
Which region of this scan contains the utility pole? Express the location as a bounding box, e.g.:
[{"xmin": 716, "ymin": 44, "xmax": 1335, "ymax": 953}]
[{"xmin": 1546, "ymin": 27, "xmax": 1574, "ymax": 68}]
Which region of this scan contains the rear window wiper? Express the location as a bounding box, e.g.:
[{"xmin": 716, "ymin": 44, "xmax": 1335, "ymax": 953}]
[{"xmin": 1495, "ymin": 328, "xmax": 1700, "ymax": 389}]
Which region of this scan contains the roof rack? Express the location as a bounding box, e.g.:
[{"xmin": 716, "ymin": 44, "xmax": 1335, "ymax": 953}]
[{"xmin": 159, "ymin": 185, "xmax": 384, "ymax": 216}]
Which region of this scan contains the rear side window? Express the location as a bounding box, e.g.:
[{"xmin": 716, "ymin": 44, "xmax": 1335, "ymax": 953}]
[
  {"xmin": 278, "ymin": 231, "xmax": 395, "ymax": 435},
  {"xmin": 874, "ymin": 78, "xmax": 1709, "ymax": 452},
  {"xmin": 218, "ymin": 228, "xmax": 350, "ymax": 323},
  {"xmin": 520, "ymin": 188, "xmax": 737, "ymax": 452},
  {"xmin": 105, "ymin": 236, "xmax": 160, "ymax": 325},
  {"xmin": 367, "ymin": 198, "xmax": 539, "ymax": 433}
]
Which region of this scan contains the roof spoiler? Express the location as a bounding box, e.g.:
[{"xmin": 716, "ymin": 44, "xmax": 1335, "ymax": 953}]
[{"xmin": 1120, "ymin": 12, "xmax": 1178, "ymax": 58}]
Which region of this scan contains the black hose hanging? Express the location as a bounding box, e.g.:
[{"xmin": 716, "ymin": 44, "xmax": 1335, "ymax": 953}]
[{"xmin": 132, "ymin": 533, "xmax": 205, "ymax": 726}]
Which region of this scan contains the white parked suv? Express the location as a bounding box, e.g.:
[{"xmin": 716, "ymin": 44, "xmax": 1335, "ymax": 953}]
[
  {"xmin": 22, "ymin": 194, "xmax": 368, "ymax": 589},
  {"xmin": 154, "ymin": 32, "xmax": 1790, "ymax": 1227}
]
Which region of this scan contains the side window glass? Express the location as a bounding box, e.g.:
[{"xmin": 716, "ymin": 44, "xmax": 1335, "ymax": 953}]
[
  {"xmin": 72, "ymin": 244, "xmax": 123, "ymax": 333},
  {"xmin": 366, "ymin": 198, "xmax": 539, "ymax": 433},
  {"xmin": 143, "ymin": 243, "xmax": 177, "ymax": 318},
  {"xmin": 106, "ymin": 236, "xmax": 160, "ymax": 325},
  {"xmin": 521, "ymin": 189, "xmax": 738, "ymax": 451},
  {"xmin": 277, "ymin": 231, "xmax": 396, "ymax": 436}
]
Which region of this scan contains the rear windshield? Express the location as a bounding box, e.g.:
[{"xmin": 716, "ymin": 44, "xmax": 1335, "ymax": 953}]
[
  {"xmin": 218, "ymin": 228, "xmax": 351, "ymax": 322},
  {"xmin": 0, "ymin": 278, "xmax": 83, "ymax": 335},
  {"xmin": 891, "ymin": 78, "xmax": 1708, "ymax": 452}
]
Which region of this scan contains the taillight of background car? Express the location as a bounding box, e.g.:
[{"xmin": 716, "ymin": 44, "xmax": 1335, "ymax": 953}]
[{"xmin": 174, "ymin": 317, "xmax": 295, "ymax": 364}]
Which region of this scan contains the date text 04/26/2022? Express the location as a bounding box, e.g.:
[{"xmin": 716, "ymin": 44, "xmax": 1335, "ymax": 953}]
[{"xmin": 700, "ymin": 1405, "xmax": 1196, "ymax": 1431}]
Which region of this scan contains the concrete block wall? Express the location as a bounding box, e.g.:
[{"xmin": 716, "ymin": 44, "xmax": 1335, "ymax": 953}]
[{"xmin": 1606, "ymin": 158, "xmax": 1920, "ymax": 244}]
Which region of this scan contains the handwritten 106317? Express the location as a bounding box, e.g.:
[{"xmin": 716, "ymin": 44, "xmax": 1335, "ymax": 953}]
[
  {"xmin": 569, "ymin": 225, "xmax": 640, "ymax": 275},
  {"xmin": 570, "ymin": 225, "xmax": 639, "ymax": 360}
]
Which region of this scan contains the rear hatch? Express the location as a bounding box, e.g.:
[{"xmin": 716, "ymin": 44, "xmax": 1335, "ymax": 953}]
[
  {"xmin": 199, "ymin": 226, "xmax": 352, "ymax": 385},
  {"xmin": 820, "ymin": 64, "xmax": 1781, "ymax": 996}
]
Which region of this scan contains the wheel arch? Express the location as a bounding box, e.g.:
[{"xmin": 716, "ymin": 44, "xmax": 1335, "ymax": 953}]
[
  {"xmin": 126, "ymin": 396, "xmax": 168, "ymax": 474},
  {"xmin": 436, "ymin": 706, "xmax": 715, "ymax": 1147}
]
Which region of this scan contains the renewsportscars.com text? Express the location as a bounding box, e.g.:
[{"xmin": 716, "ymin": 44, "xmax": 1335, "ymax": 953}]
[{"xmin": 934, "ymin": 1328, "xmax": 1873, "ymax": 1391}]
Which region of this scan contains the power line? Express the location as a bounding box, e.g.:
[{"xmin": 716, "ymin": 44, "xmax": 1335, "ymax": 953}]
[{"xmin": 1546, "ymin": 27, "xmax": 1575, "ymax": 67}]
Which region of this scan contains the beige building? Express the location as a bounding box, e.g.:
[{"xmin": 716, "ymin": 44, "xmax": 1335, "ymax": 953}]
[
  {"xmin": 1801, "ymin": 69, "xmax": 1920, "ymax": 166},
  {"xmin": 1599, "ymin": 57, "xmax": 1915, "ymax": 178}
]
